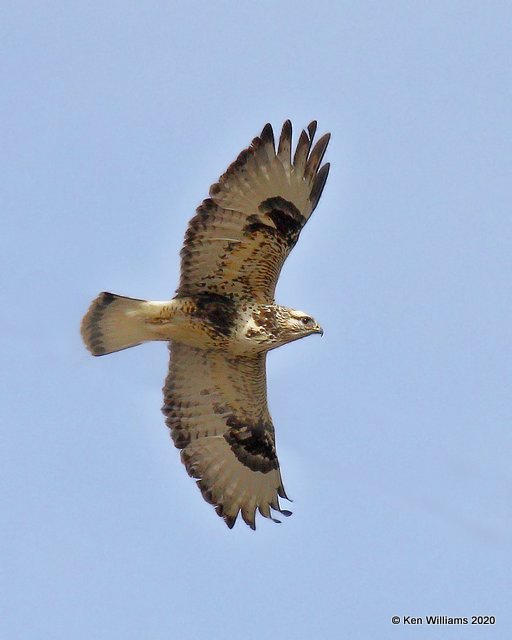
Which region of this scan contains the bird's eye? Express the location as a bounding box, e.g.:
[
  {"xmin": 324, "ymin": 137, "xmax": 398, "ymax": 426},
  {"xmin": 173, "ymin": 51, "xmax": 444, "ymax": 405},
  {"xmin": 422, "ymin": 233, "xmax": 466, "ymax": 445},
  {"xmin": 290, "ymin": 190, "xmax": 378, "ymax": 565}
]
[{"xmin": 301, "ymin": 317, "xmax": 311, "ymax": 325}]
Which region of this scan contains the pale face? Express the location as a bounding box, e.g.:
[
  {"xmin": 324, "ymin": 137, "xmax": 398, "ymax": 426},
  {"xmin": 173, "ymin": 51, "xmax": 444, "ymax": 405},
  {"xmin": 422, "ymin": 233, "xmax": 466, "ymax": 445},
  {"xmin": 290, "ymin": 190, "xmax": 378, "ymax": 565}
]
[
  {"xmin": 236, "ymin": 304, "xmax": 323, "ymax": 354},
  {"xmin": 276, "ymin": 307, "xmax": 323, "ymax": 344}
]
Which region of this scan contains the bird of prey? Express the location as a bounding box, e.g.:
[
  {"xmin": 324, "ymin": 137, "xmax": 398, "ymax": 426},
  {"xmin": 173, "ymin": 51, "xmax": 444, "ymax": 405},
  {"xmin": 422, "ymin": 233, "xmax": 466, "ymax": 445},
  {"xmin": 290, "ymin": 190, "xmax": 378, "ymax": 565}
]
[{"xmin": 81, "ymin": 120, "xmax": 330, "ymax": 529}]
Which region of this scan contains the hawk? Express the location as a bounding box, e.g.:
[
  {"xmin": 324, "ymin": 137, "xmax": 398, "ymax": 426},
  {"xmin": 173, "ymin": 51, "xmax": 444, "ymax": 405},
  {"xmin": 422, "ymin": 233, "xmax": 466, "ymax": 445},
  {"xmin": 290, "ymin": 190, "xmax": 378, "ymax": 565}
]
[{"xmin": 81, "ymin": 120, "xmax": 330, "ymax": 529}]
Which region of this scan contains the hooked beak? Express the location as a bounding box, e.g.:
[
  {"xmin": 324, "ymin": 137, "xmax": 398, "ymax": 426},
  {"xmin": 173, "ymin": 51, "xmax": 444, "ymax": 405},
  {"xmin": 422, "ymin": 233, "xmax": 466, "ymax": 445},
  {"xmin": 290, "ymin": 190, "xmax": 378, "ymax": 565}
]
[{"xmin": 315, "ymin": 324, "xmax": 324, "ymax": 336}]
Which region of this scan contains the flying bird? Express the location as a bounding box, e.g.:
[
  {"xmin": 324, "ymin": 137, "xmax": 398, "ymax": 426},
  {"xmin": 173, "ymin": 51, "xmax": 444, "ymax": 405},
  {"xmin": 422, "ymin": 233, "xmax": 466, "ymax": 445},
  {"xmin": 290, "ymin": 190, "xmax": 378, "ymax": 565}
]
[{"xmin": 81, "ymin": 120, "xmax": 330, "ymax": 529}]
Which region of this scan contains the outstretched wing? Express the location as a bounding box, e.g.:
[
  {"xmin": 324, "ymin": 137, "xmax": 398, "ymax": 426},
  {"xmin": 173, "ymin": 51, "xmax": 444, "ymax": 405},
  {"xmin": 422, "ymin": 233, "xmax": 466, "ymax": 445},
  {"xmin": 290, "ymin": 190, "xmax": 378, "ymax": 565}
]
[
  {"xmin": 162, "ymin": 342, "xmax": 291, "ymax": 529},
  {"xmin": 178, "ymin": 120, "xmax": 330, "ymax": 302}
]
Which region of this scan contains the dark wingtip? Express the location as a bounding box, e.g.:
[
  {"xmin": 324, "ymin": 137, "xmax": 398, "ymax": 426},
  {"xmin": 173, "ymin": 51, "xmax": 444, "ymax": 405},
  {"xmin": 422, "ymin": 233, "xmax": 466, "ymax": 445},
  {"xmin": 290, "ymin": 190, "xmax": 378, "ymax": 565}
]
[
  {"xmin": 293, "ymin": 129, "xmax": 309, "ymax": 165},
  {"xmin": 310, "ymin": 162, "xmax": 330, "ymax": 211},
  {"xmin": 99, "ymin": 291, "xmax": 116, "ymax": 304},
  {"xmin": 277, "ymin": 120, "xmax": 293, "ymax": 159},
  {"xmin": 260, "ymin": 122, "xmax": 275, "ymax": 147},
  {"xmin": 224, "ymin": 514, "xmax": 237, "ymax": 529},
  {"xmin": 278, "ymin": 484, "xmax": 292, "ymax": 502},
  {"xmin": 307, "ymin": 120, "xmax": 318, "ymax": 139},
  {"xmin": 241, "ymin": 509, "xmax": 257, "ymax": 530}
]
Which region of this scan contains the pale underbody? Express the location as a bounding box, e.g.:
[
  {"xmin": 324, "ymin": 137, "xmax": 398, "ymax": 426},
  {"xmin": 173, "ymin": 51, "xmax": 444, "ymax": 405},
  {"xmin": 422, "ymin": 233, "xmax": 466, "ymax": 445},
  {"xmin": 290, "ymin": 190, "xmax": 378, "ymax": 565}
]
[{"xmin": 128, "ymin": 298, "xmax": 321, "ymax": 354}]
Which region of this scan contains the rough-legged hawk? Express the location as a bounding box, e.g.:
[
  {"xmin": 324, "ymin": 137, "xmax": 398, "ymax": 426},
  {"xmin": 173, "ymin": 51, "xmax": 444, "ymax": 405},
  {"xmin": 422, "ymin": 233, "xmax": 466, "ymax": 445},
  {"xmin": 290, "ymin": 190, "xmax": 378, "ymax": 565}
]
[{"xmin": 81, "ymin": 120, "xmax": 330, "ymax": 529}]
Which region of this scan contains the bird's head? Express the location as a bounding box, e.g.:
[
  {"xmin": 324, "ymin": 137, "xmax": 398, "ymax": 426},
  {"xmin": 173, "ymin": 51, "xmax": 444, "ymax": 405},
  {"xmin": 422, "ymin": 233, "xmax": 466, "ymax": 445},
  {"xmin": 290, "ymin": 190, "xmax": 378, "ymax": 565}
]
[
  {"xmin": 241, "ymin": 304, "xmax": 323, "ymax": 352},
  {"xmin": 274, "ymin": 306, "xmax": 323, "ymax": 345}
]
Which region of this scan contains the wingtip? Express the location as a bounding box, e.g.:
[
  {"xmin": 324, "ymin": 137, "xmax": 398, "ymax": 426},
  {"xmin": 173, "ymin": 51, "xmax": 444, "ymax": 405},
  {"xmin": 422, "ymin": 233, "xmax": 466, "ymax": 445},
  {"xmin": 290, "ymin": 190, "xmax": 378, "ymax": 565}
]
[
  {"xmin": 310, "ymin": 162, "xmax": 330, "ymax": 208},
  {"xmin": 277, "ymin": 120, "xmax": 293, "ymax": 160},
  {"xmin": 224, "ymin": 513, "xmax": 237, "ymax": 529},
  {"xmin": 307, "ymin": 120, "xmax": 318, "ymax": 139},
  {"xmin": 260, "ymin": 122, "xmax": 275, "ymax": 149}
]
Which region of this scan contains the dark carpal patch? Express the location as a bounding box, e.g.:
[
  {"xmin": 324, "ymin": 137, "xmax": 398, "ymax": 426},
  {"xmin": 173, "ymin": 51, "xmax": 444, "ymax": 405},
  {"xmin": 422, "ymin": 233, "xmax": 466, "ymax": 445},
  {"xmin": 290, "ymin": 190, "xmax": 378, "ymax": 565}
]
[
  {"xmin": 244, "ymin": 197, "xmax": 305, "ymax": 248},
  {"xmin": 191, "ymin": 292, "xmax": 237, "ymax": 337},
  {"xmin": 224, "ymin": 416, "xmax": 278, "ymax": 473}
]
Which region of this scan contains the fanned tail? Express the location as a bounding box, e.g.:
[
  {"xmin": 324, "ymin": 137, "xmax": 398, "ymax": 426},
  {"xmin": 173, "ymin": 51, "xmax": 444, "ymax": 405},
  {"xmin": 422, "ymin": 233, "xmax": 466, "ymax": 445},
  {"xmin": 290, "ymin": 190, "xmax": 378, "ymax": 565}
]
[{"xmin": 81, "ymin": 292, "xmax": 164, "ymax": 356}]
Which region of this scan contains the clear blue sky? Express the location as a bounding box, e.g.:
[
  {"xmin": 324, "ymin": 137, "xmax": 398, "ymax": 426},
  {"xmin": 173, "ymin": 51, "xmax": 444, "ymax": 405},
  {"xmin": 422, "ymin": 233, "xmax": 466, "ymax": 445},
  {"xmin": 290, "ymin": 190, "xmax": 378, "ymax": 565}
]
[{"xmin": 2, "ymin": 2, "xmax": 511, "ymax": 638}]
